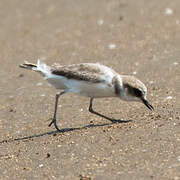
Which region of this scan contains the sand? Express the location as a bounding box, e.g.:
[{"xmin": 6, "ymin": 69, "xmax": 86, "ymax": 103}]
[{"xmin": 0, "ymin": 0, "xmax": 179, "ymax": 179}]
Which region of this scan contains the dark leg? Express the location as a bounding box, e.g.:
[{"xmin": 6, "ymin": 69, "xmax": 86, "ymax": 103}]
[
  {"xmin": 48, "ymin": 90, "xmax": 67, "ymax": 131},
  {"xmin": 89, "ymin": 98, "xmax": 117, "ymax": 123}
]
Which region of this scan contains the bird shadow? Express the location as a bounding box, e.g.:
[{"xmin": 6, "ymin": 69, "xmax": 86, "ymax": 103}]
[{"xmin": 0, "ymin": 119, "xmax": 131, "ymax": 144}]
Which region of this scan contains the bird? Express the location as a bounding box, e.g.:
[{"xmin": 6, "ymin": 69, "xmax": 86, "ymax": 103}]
[{"xmin": 19, "ymin": 59, "xmax": 154, "ymax": 131}]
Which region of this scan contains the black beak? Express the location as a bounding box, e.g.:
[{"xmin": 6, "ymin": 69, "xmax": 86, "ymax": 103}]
[{"xmin": 142, "ymin": 99, "xmax": 154, "ymax": 111}]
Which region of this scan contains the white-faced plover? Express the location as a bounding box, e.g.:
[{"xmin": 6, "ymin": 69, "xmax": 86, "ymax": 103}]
[{"xmin": 19, "ymin": 59, "xmax": 154, "ymax": 131}]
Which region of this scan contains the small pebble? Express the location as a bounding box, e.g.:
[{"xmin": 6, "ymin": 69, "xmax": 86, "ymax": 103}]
[
  {"xmin": 177, "ymin": 156, "xmax": 180, "ymax": 162},
  {"xmin": 173, "ymin": 62, "xmax": 178, "ymax": 65},
  {"xmin": 165, "ymin": 8, "xmax": 173, "ymax": 15},
  {"xmin": 79, "ymin": 175, "xmax": 91, "ymax": 180},
  {"xmin": 119, "ymin": 16, "xmax": 123, "ymax": 21},
  {"xmin": 176, "ymin": 20, "xmax": 179, "ymax": 25},
  {"xmin": 166, "ymin": 96, "xmax": 173, "ymax": 100},
  {"xmin": 108, "ymin": 44, "xmax": 116, "ymax": 49},
  {"xmin": 18, "ymin": 73, "xmax": 24, "ymax": 78},
  {"xmin": 36, "ymin": 82, "xmax": 43, "ymax": 86},
  {"xmin": 39, "ymin": 164, "xmax": 44, "ymax": 168},
  {"xmin": 142, "ymin": 149, "xmax": 147, "ymax": 152},
  {"xmin": 46, "ymin": 153, "xmax": 50, "ymax": 158},
  {"xmin": 97, "ymin": 19, "xmax": 103, "ymax": 25}
]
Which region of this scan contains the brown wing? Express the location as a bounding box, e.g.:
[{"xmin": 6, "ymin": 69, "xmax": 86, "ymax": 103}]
[{"xmin": 51, "ymin": 63, "xmax": 107, "ymax": 83}]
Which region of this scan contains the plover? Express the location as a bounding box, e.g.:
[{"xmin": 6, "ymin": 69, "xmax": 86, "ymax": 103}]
[{"xmin": 19, "ymin": 59, "xmax": 154, "ymax": 131}]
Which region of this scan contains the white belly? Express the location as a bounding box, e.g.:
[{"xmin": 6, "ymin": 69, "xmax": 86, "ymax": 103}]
[
  {"xmin": 45, "ymin": 74, "xmax": 115, "ymax": 98},
  {"xmin": 65, "ymin": 79, "xmax": 116, "ymax": 98}
]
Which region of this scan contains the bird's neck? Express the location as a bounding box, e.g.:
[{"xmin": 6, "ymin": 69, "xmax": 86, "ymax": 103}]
[{"xmin": 113, "ymin": 75, "xmax": 123, "ymax": 96}]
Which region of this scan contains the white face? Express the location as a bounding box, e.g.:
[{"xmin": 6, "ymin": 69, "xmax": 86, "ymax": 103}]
[
  {"xmin": 120, "ymin": 86, "xmax": 137, "ymax": 101},
  {"xmin": 121, "ymin": 86, "xmax": 154, "ymax": 110},
  {"xmin": 122, "ymin": 91, "xmax": 140, "ymax": 101},
  {"xmin": 120, "ymin": 85, "xmax": 147, "ymax": 102}
]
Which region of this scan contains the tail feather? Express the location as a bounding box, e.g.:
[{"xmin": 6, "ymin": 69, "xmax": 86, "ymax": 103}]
[
  {"xmin": 19, "ymin": 61, "xmax": 37, "ymax": 70},
  {"xmin": 19, "ymin": 59, "xmax": 51, "ymax": 76}
]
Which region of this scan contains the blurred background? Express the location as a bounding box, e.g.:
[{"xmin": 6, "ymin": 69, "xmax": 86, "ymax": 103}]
[{"xmin": 0, "ymin": 0, "xmax": 179, "ymax": 179}]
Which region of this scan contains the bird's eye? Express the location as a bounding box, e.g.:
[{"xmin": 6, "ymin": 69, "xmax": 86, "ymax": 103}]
[{"xmin": 133, "ymin": 88, "xmax": 142, "ymax": 97}]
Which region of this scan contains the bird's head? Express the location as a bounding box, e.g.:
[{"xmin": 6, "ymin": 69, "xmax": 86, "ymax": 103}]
[{"xmin": 121, "ymin": 76, "xmax": 154, "ymax": 111}]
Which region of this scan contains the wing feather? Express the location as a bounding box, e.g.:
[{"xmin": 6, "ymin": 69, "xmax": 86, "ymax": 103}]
[{"xmin": 51, "ymin": 63, "xmax": 113, "ymax": 83}]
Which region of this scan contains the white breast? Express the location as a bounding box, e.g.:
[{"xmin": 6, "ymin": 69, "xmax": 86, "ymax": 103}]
[
  {"xmin": 45, "ymin": 74, "xmax": 115, "ymax": 98},
  {"xmin": 67, "ymin": 79, "xmax": 116, "ymax": 98}
]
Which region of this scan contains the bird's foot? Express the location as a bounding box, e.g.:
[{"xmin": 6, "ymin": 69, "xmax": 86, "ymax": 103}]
[{"xmin": 48, "ymin": 118, "xmax": 61, "ymax": 132}]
